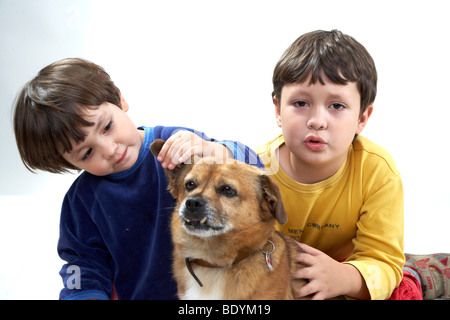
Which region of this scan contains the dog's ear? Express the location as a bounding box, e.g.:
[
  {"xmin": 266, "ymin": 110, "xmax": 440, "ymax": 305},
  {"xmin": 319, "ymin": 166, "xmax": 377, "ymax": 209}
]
[
  {"xmin": 150, "ymin": 139, "xmax": 192, "ymax": 199},
  {"xmin": 150, "ymin": 139, "xmax": 165, "ymax": 157},
  {"xmin": 259, "ymin": 174, "xmax": 288, "ymax": 225}
]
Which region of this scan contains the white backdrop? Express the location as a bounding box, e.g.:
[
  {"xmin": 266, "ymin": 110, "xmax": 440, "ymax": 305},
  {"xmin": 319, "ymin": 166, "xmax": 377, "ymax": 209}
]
[{"xmin": 1, "ymin": 0, "xmax": 449, "ymax": 299}]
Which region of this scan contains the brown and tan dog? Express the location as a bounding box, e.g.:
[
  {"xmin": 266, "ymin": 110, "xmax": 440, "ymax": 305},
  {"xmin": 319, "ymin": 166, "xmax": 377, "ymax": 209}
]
[{"xmin": 151, "ymin": 139, "xmax": 308, "ymax": 300}]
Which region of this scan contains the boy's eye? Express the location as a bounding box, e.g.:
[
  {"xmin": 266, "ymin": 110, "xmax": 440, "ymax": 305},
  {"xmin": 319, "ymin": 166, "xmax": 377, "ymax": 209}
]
[
  {"xmin": 104, "ymin": 120, "xmax": 113, "ymax": 133},
  {"xmin": 293, "ymin": 100, "xmax": 308, "ymax": 108},
  {"xmin": 330, "ymin": 103, "xmax": 345, "ymax": 110},
  {"xmin": 81, "ymin": 148, "xmax": 93, "ymax": 161}
]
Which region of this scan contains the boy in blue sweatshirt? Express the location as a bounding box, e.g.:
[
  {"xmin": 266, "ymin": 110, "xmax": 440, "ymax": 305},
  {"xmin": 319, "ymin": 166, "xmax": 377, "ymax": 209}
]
[{"xmin": 13, "ymin": 58, "xmax": 262, "ymax": 299}]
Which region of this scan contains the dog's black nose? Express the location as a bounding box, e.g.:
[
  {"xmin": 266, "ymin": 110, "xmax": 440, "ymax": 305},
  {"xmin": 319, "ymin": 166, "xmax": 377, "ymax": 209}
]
[{"xmin": 185, "ymin": 197, "xmax": 206, "ymax": 212}]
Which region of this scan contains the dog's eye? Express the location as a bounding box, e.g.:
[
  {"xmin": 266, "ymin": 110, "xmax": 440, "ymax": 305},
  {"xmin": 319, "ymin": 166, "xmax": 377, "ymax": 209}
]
[
  {"xmin": 185, "ymin": 180, "xmax": 196, "ymax": 191},
  {"xmin": 219, "ymin": 185, "xmax": 237, "ymax": 197}
]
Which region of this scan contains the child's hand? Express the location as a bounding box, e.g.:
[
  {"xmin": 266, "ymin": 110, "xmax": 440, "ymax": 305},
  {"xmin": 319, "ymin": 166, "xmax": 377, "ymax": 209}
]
[
  {"xmin": 156, "ymin": 130, "xmax": 233, "ymax": 170},
  {"xmin": 293, "ymin": 242, "xmax": 369, "ymax": 300}
]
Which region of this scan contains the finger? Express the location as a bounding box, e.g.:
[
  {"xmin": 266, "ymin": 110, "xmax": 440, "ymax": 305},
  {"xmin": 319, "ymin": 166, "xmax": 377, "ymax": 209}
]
[
  {"xmin": 178, "ymin": 144, "xmax": 203, "ymax": 165},
  {"xmin": 292, "ymin": 265, "xmax": 313, "ymax": 280},
  {"xmin": 310, "ymin": 292, "xmax": 327, "ymax": 301},
  {"xmin": 156, "ymin": 141, "xmax": 168, "ymax": 163},
  {"xmin": 168, "ymin": 140, "xmax": 188, "ymax": 163},
  {"xmin": 165, "ymin": 139, "xmax": 203, "ymax": 170},
  {"xmin": 297, "ymin": 242, "xmax": 322, "ymax": 256},
  {"xmin": 161, "ymin": 130, "xmax": 192, "ymax": 154},
  {"xmin": 160, "ymin": 135, "xmax": 187, "ymax": 169},
  {"xmin": 295, "ymin": 281, "xmax": 318, "ymax": 299},
  {"xmin": 168, "ymin": 140, "xmax": 200, "ymax": 166},
  {"xmin": 166, "ymin": 132, "xmax": 206, "ymax": 167},
  {"xmin": 294, "ymin": 252, "xmax": 317, "ymax": 266},
  {"xmin": 157, "ymin": 134, "xmax": 179, "ymax": 164}
]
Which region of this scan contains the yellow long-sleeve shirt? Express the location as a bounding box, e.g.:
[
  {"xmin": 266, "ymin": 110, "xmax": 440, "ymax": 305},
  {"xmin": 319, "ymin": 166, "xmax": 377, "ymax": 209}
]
[{"xmin": 257, "ymin": 134, "xmax": 404, "ymax": 300}]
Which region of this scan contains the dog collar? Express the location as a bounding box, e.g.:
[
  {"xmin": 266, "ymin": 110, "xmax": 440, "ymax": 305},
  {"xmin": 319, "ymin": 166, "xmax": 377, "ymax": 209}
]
[{"xmin": 185, "ymin": 240, "xmax": 276, "ymax": 288}]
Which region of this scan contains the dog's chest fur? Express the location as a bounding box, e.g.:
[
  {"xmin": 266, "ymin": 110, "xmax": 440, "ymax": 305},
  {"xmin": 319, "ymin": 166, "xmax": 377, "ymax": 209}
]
[{"xmin": 181, "ymin": 267, "xmax": 226, "ymax": 300}]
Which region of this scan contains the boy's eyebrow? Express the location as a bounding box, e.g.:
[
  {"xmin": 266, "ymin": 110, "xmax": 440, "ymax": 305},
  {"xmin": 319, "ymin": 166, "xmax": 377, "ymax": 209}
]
[
  {"xmin": 71, "ymin": 144, "xmax": 86, "ymax": 157},
  {"xmin": 290, "ymin": 84, "xmax": 353, "ymax": 102},
  {"xmin": 72, "ymin": 138, "xmax": 91, "ymax": 157},
  {"xmin": 94, "ymin": 113, "xmax": 107, "ymax": 132},
  {"xmin": 327, "ymin": 92, "xmax": 350, "ymax": 101}
]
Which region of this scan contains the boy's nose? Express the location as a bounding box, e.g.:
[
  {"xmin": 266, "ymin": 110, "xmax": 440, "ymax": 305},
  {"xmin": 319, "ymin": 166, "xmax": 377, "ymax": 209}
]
[
  {"xmin": 101, "ymin": 139, "xmax": 117, "ymax": 160},
  {"xmin": 307, "ymin": 108, "xmax": 327, "ymax": 130}
]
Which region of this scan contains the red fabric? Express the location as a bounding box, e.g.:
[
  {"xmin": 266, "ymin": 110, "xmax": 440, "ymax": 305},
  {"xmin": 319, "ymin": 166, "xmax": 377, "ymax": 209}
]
[
  {"xmin": 388, "ymin": 270, "xmax": 423, "ymax": 300},
  {"xmin": 111, "ymin": 283, "xmax": 119, "ymax": 300}
]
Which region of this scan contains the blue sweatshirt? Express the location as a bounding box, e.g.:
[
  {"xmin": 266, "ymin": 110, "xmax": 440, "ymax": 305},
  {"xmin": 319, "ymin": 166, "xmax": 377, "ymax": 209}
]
[{"xmin": 57, "ymin": 126, "xmax": 263, "ymax": 300}]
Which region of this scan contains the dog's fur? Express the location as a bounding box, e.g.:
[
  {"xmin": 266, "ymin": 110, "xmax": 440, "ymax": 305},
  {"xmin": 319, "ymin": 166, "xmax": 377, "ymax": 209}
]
[{"xmin": 151, "ymin": 139, "xmax": 308, "ymax": 300}]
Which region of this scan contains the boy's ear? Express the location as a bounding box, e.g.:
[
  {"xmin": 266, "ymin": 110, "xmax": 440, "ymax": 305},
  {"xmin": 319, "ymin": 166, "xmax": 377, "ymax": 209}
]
[
  {"xmin": 273, "ymin": 96, "xmax": 282, "ymax": 128},
  {"xmin": 356, "ymin": 105, "xmax": 373, "ymax": 134},
  {"xmin": 150, "ymin": 139, "xmax": 192, "ymax": 199},
  {"xmin": 119, "ymin": 95, "xmax": 129, "ymax": 112}
]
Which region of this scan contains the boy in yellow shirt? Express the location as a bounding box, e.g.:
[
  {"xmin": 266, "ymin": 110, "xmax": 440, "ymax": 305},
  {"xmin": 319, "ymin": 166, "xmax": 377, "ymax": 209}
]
[{"xmin": 258, "ymin": 30, "xmax": 449, "ymax": 300}]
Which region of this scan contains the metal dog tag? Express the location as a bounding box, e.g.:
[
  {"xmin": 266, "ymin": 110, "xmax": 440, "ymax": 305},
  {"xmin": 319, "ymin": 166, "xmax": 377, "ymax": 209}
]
[
  {"xmin": 265, "ymin": 252, "xmax": 273, "ymax": 271},
  {"xmin": 260, "ymin": 240, "xmax": 275, "ymax": 271}
]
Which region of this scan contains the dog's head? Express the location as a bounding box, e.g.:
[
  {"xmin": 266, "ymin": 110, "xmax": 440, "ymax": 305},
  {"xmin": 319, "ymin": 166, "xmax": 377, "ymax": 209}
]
[{"xmin": 151, "ymin": 139, "xmax": 287, "ymax": 238}]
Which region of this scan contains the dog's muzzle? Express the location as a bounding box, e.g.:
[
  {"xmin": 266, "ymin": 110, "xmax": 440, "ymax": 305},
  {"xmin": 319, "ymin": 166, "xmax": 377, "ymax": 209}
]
[
  {"xmin": 179, "ymin": 197, "xmax": 226, "ymax": 235},
  {"xmin": 183, "ymin": 197, "xmax": 208, "ymax": 226}
]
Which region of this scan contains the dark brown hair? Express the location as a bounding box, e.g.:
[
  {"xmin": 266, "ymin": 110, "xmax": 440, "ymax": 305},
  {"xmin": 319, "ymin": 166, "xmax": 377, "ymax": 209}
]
[
  {"xmin": 13, "ymin": 58, "xmax": 122, "ymax": 173},
  {"xmin": 272, "ymin": 30, "xmax": 377, "ymax": 116}
]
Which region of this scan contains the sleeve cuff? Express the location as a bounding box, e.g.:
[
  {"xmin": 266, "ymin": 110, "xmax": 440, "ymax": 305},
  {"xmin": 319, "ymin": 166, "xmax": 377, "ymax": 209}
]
[{"xmin": 61, "ymin": 290, "xmax": 110, "ymax": 300}]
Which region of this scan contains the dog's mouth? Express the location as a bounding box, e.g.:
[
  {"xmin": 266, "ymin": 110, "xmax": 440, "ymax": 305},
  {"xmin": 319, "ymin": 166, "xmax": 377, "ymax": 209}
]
[
  {"xmin": 179, "ymin": 197, "xmax": 227, "ymax": 237},
  {"xmin": 183, "ymin": 216, "xmax": 207, "ymax": 227},
  {"xmin": 181, "ymin": 216, "xmax": 225, "ymax": 233}
]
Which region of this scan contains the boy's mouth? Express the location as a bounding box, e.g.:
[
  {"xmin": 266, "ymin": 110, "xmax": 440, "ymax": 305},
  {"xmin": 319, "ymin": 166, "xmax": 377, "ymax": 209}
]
[
  {"xmin": 304, "ymin": 135, "xmax": 326, "ymax": 151},
  {"xmin": 117, "ymin": 148, "xmax": 128, "ymax": 164}
]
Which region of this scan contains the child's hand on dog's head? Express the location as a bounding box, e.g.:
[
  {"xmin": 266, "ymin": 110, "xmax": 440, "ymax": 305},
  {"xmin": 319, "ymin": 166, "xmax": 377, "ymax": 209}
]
[{"xmin": 156, "ymin": 131, "xmax": 233, "ymax": 170}]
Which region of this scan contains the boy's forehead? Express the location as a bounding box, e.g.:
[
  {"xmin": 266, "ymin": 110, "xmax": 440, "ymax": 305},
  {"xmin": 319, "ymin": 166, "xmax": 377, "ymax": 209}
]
[
  {"xmin": 79, "ymin": 105, "xmax": 101, "ymax": 118},
  {"xmin": 282, "ymin": 78, "xmax": 359, "ymax": 98}
]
